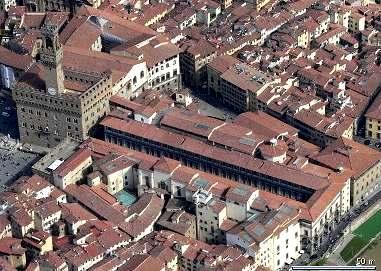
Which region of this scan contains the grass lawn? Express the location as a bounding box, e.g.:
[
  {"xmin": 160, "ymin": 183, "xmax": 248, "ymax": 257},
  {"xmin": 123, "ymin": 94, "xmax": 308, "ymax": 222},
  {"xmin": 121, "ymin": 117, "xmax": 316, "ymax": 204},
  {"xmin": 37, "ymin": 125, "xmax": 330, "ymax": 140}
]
[
  {"xmin": 340, "ymin": 210, "xmax": 381, "ymax": 262},
  {"xmin": 340, "ymin": 236, "xmax": 368, "ymax": 262},
  {"xmin": 353, "ymin": 210, "xmax": 381, "ymax": 242},
  {"xmin": 310, "ymin": 258, "xmax": 327, "ymax": 266}
]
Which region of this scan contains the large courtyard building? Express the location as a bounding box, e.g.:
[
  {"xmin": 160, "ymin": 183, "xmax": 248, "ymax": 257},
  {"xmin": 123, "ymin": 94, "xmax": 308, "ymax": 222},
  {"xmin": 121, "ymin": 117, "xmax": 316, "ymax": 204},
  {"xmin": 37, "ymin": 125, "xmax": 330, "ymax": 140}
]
[
  {"xmin": 2, "ymin": 0, "xmax": 381, "ymax": 270},
  {"xmin": 13, "ymin": 22, "xmax": 113, "ymax": 147}
]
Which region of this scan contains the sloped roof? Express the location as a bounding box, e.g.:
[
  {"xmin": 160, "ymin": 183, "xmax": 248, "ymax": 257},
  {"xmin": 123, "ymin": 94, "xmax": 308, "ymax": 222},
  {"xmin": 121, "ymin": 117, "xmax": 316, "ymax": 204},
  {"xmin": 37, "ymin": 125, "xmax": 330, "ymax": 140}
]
[{"xmin": 311, "ymin": 137, "xmax": 381, "ymax": 178}]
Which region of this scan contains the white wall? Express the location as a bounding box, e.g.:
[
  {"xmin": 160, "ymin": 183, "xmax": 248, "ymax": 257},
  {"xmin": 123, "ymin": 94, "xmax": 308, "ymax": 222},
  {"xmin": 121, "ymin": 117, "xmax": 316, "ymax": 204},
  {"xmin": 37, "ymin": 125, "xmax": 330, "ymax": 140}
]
[
  {"xmin": 0, "ymin": 64, "xmax": 15, "ymax": 89},
  {"xmin": 147, "ymin": 55, "xmax": 180, "ymax": 90}
]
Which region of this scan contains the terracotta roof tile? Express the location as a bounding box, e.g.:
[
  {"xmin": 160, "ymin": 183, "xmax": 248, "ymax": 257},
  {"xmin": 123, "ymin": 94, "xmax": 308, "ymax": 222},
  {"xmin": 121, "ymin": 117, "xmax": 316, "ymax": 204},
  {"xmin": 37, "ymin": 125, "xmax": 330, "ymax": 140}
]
[{"xmin": 0, "ymin": 46, "xmax": 32, "ymax": 70}]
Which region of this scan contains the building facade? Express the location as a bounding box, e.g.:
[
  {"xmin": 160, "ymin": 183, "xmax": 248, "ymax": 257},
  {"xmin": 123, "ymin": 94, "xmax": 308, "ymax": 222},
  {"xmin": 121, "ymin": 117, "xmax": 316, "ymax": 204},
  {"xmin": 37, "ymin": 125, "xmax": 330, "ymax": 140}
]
[
  {"xmin": 0, "ymin": 0, "xmax": 16, "ymax": 11},
  {"xmin": 23, "ymin": 0, "xmax": 76, "ymax": 12},
  {"xmin": 13, "ymin": 23, "xmax": 114, "ymax": 147}
]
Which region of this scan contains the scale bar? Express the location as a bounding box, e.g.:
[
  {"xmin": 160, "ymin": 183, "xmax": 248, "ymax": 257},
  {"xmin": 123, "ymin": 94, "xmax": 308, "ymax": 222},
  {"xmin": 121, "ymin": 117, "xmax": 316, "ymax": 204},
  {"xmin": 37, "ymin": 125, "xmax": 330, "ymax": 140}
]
[{"xmin": 291, "ymin": 266, "xmax": 376, "ymax": 271}]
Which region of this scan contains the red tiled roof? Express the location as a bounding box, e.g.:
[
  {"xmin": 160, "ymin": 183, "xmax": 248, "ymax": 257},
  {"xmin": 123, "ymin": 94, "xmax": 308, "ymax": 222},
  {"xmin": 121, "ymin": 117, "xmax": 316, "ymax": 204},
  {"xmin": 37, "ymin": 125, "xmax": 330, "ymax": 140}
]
[
  {"xmin": 54, "ymin": 148, "xmax": 92, "ymax": 177},
  {"xmin": 0, "ymin": 46, "xmax": 32, "ymax": 70},
  {"xmin": 153, "ymin": 156, "xmax": 181, "ymax": 174},
  {"xmin": 234, "ymin": 111, "xmax": 299, "ymax": 138},
  {"xmin": 101, "ymin": 116, "xmax": 185, "ymax": 146},
  {"xmin": 112, "ymin": 36, "xmax": 181, "ymax": 68},
  {"xmin": 101, "ymin": 117, "xmax": 329, "ymax": 190},
  {"xmin": 21, "ymin": 13, "xmax": 45, "ymax": 29},
  {"xmin": 64, "ymin": 184, "xmax": 126, "ymax": 224},
  {"xmin": 0, "ymin": 237, "xmax": 25, "ymax": 255},
  {"xmin": 61, "ymin": 203, "xmax": 97, "ymax": 223},
  {"xmin": 160, "ymin": 108, "xmax": 224, "ymax": 138},
  {"xmin": 311, "ymin": 137, "xmax": 381, "ymax": 179},
  {"xmin": 0, "ymin": 214, "xmax": 10, "ymax": 232},
  {"xmin": 39, "ymin": 251, "xmax": 66, "ymax": 269},
  {"xmin": 119, "ymin": 254, "xmax": 165, "ymax": 271},
  {"xmin": 35, "ymin": 200, "xmax": 61, "ymax": 218},
  {"xmin": 364, "ymin": 74, "xmax": 381, "ymax": 119},
  {"xmin": 258, "ymin": 140, "xmax": 288, "ymax": 158},
  {"xmin": 208, "ymin": 55, "xmax": 242, "ymax": 74}
]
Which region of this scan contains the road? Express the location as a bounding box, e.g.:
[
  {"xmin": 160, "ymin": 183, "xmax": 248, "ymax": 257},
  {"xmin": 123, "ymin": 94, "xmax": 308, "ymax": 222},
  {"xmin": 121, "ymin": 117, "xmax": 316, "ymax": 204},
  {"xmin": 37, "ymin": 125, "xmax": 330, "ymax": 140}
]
[{"xmin": 286, "ymin": 187, "xmax": 381, "ymax": 270}]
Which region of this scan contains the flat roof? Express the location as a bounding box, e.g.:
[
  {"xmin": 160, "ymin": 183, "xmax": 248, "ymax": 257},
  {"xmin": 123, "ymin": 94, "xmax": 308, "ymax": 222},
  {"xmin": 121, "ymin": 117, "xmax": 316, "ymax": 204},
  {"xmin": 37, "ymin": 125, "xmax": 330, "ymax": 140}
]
[{"xmin": 47, "ymin": 159, "xmax": 64, "ymax": 171}]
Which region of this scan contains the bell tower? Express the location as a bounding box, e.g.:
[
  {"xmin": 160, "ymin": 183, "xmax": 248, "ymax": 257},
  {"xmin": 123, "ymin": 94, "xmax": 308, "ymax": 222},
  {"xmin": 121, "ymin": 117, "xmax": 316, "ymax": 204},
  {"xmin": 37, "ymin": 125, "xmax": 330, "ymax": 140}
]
[{"xmin": 40, "ymin": 23, "xmax": 65, "ymax": 94}]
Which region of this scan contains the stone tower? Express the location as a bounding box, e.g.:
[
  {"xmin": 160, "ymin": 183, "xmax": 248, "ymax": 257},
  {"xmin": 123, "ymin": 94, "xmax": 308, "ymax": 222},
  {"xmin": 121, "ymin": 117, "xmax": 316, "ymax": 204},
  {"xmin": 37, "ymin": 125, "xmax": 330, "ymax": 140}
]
[{"xmin": 40, "ymin": 23, "xmax": 65, "ymax": 94}]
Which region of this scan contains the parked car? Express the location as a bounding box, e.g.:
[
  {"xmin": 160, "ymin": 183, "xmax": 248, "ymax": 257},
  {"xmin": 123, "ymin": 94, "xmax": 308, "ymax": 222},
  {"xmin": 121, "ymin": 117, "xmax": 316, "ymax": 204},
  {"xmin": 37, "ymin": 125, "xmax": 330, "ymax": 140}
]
[{"xmin": 1, "ymin": 112, "xmax": 10, "ymax": 117}]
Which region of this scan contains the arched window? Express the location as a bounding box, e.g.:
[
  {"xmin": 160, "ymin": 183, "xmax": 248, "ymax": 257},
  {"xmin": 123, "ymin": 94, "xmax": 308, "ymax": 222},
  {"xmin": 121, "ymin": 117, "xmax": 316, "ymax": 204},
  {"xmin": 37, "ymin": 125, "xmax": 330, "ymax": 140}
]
[
  {"xmin": 133, "ymin": 76, "xmax": 137, "ymax": 84},
  {"xmin": 140, "ymin": 71, "xmax": 144, "ymax": 78},
  {"xmin": 45, "ymin": 37, "xmax": 53, "ymax": 48}
]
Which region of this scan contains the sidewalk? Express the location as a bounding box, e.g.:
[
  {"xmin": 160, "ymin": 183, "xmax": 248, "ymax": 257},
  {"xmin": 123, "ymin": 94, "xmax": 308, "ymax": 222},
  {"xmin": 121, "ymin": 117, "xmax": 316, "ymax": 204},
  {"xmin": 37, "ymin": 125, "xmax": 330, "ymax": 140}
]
[{"xmin": 327, "ymin": 233, "xmax": 354, "ymax": 265}]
